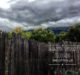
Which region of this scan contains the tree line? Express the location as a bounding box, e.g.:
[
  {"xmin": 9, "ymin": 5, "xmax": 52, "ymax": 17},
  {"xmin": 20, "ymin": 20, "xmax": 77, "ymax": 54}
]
[{"xmin": 0, "ymin": 23, "xmax": 80, "ymax": 43}]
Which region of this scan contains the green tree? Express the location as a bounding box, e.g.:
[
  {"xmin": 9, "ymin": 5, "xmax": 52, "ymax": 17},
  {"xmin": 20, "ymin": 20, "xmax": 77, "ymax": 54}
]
[
  {"xmin": 67, "ymin": 23, "xmax": 80, "ymax": 42},
  {"xmin": 21, "ymin": 31, "xmax": 32, "ymax": 40},
  {"xmin": 7, "ymin": 32, "xmax": 13, "ymax": 39},
  {"xmin": 31, "ymin": 28, "xmax": 55, "ymax": 43},
  {"xmin": 59, "ymin": 31, "xmax": 68, "ymax": 41},
  {"xmin": 55, "ymin": 34, "xmax": 60, "ymax": 42}
]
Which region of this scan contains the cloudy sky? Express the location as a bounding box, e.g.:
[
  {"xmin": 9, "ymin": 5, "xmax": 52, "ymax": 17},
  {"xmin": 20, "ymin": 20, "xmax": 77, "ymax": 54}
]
[{"xmin": 0, "ymin": 0, "xmax": 80, "ymax": 31}]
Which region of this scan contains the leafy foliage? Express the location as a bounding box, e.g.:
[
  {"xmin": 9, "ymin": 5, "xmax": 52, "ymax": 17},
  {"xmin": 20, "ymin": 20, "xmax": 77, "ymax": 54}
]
[
  {"xmin": 54, "ymin": 34, "xmax": 60, "ymax": 42},
  {"xmin": 59, "ymin": 31, "xmax": 68, "ymax": 41},
  {"xmin": 5, "ymin": 23, "xmax": 80, "ymax": 42},
  {"xmin": 67, "ymin": 23, "xmax": 80, "ymax": 42},
  {"xmin": 21, "ymin": 31, "xmax": 32, "ymax": 40},
  {"xmin": 7, "ymin": 32, "xmax": 13, "ymax": 39},
  {"xmin": 31, "ymin": 28, "xmax": 55, "ymax": 43},
  {"xmin": 54, "ymin": 32, "xmax": 68, "ymax": 42}
]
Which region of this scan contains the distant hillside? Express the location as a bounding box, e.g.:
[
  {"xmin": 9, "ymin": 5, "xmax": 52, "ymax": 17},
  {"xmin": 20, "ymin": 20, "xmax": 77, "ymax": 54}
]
[
  {"xmin": 27, "ymin": 26, "xmax": 69, "ymax": 34},
  {"xmin": 48, "ymin": 26, "xmax": 69, "ymax": 34}
]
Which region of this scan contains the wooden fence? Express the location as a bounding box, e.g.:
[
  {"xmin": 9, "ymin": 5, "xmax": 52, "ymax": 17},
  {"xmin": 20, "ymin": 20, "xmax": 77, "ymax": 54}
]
[{"xmin": 0, "ymin": 32, "xmax": 80, "ymax": 75}]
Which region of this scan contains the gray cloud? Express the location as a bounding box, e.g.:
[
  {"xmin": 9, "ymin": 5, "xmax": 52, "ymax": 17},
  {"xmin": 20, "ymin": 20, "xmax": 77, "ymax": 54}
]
[{"xmin": 0, "ymin": 0, "xmax": 80, "ymax": 30}]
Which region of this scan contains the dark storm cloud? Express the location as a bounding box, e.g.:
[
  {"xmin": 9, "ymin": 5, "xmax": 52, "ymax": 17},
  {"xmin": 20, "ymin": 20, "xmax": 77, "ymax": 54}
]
[
  {"xmin": 9, "ymin": 0, "xmax": 68, "ymax": 24},
  {"xmin": 0, "ymin": 0, "xmax": 80, "ymax": 26}
]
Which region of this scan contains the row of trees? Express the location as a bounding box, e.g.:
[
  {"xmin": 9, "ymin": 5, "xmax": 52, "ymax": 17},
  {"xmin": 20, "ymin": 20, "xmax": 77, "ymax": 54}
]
[{"xmin": 1, "ymin": 23, "xmax": 80, "ymax": 43}]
